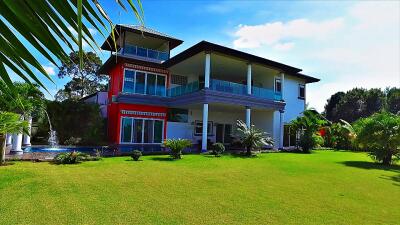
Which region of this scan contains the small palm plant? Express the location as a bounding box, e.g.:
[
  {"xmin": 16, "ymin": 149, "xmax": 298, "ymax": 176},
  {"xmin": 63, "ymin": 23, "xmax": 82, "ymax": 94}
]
[
  {"xmin": 236, "ymin": 120, "xmax": 274, "ymax": 156},
  {"xmin": 0, "ymin": 112, "xmax": 29, "ymax": 165},
  {"xmin": 163, "ymin": 139, "xmax": 192, "ymax": 159}
]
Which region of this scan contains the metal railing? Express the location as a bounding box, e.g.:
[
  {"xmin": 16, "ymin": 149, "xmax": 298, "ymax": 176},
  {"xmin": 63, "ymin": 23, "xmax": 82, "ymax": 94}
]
[
  {"xmin": 168, "ymin": 81, "xmax": 200, "ymax": 97},
  {"xmin": 122, "ymin": 44, "xmax": 169, "ymax": 61}
]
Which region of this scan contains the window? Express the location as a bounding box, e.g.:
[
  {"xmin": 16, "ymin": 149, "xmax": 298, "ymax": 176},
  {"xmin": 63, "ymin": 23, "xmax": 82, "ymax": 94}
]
[
  {"xmin": 168, "ymin": 108, "xmax": 189, "ymax": 123},
  {"xmin": 122, "ymin": 69, "xmax": 167, "ymax": 97},
  {"xmin": 275, "ymin": 78, "xmax": 282, "ymax": 93},
  {"xmin": 299, "ymin": 84, "xmax": 305, "ymax": 99},
  {"xmin": 120, "ymin": 117, "xmax": 164, "ymax": 144},
  {"xmin": 194, "ymin": 120, "xmax": 213, "ymax": 136}
]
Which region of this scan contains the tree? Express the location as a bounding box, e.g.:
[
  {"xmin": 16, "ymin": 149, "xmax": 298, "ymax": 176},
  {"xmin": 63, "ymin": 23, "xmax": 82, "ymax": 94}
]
[
  {"xmin": 353, "ymin": 112, "xmax": 400, "ymax": 165},
  {"xmin": 236, "ymin": 120, "xmax": 273, "ymax": 156},
  {"xmin": 56, "ymin": 51, "xmax": 106, "ymax": 100},
  {"xmin": 324, "ymin": 88, "xmax": 385, "ymax": 123},
  {"xmin": 0, "ymin": 112, "xmax": 29, "ymax": 165},
  {"xmin": 291, "ymin": 110, "xmax": 328, "ymax": 153},
  {"xmin": 386, "ymin": 87, "xmax": 400, "ymax": 114},
  {"xmin": 0, "ymin": 0, "xmax": 143, "ymax": 91}
]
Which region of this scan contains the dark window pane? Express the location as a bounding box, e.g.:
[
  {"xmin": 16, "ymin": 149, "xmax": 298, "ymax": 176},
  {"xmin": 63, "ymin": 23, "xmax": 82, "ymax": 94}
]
[
  {"xmin": 121, "ymin": 118, "xmax": 132, "ymax": 143},
  {"xmin": 123, "ymin": 70, "xmax": 135, "ymax": 93},
  {"xmin": 134, "ymin": 119, "xmax": 143, "ymax": 143},
  {"xmin": 299, "ymin": 85, "xmax": 305, "ymax": 98},
  {"xmin": 224, "ymin": 124, "xmax": 232, "ymax": 143},
  {"xmin": 137, "ymin": 47, "xmax": 147, "ymax": 57},
  {"xmin": 156, "ymin": 75, "xmax": 166, "ymax": 96},
  {"xmin": 144, "ymin": 120, "xmax": 154, "ymax": 143},
  {"xmin": 146, "ymin": 73, "xmax": 156, "ymax": 95},
  {"xmin": 154, "ymin": 120, "xmax": 163, "ymax": 143},
  {"xmin": 275, "ymin": 79, "xmax": 282, "ymax": 93},
  {"xmin": 135, "ymin": 72, "xmax": 146, "ymax": 94},
  {"xmin": 168, "ymin": 108, "xmax": 188, "ymax": 122}
]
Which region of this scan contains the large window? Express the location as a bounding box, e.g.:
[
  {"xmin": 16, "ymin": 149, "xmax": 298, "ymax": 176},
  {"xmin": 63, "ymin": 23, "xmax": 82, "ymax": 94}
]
[
  {"xmin": 194, "ymin": 120, "xmax": 213, "ymax": 136},
  {"xmin": 122, "ymin": 69, "xmax": 167, "ymax": 96},
  {"xmin": 120, "ymin": 117, "xmax": 164, "ymax": 144},
  {"xmin": 168, "ymin": 108, "xmax": 189, "ymax": 123}
]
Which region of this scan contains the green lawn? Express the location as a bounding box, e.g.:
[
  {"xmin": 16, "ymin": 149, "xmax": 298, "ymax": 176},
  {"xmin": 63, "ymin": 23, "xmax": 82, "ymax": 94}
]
[{"xmin": 0, "ymin": 151, "xmax": 399, "ymax": 225}]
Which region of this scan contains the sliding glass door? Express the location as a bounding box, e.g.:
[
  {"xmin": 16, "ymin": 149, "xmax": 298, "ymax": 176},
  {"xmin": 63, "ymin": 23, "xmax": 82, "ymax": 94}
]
[
  {"xmin": 120, "ymin": 117, "xmax": 164, "ymax": 144},
  {"xmin": 122, "ymin": 69, "xmax": 167, "ymax": 97}
]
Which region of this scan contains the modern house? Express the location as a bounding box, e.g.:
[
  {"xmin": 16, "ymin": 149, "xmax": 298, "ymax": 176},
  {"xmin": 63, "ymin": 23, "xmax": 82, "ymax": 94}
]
[{"xmin": 97, "ymin": 24, "xmax": 319, "ymax": 152}]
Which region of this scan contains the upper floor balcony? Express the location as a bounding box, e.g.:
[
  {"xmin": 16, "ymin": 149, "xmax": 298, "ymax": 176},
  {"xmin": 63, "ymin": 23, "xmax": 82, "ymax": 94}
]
[{"xmin": 119, "ymin": 44, "xmax": 169, "ymax": 63}]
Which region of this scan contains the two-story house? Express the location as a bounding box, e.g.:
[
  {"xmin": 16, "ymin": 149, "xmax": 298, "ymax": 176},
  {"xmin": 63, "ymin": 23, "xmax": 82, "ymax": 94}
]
[{"xmin": 97, "ymin": 25, "xmax": 320, "ymax": 152}]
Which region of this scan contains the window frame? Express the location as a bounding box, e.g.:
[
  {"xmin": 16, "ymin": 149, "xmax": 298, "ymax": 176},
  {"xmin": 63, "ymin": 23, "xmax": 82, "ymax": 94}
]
[
  {"xmin": 194, "ymin": 120, "xmax": 213, "ymax": 136},
  {"xmin": 120, "ymin": 116, "xmax": 165, "ymax": 144},
  {"xmin": 298, "ymin": 84, "xmax": 305, "ymax": 99},
  {"xmin": 122, "ymin": 68, "xmax": 167, "ymax": 96},
  {"xmin": 274, "ymin": 77, "xmax": 282, "ymax": 93}
]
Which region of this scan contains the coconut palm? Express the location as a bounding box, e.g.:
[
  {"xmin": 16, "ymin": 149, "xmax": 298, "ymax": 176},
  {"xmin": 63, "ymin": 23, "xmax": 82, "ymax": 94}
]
[
  {"xmin": 236, "ymin": 120, "xmax": 274, "ymax": 156},
  {"xmin": 0, "ymin": 112, "xmax": 29, "ymax": 165},
  {"xmin": 0, "ymin": 0, "xmax": 143, "ymax": 91}
]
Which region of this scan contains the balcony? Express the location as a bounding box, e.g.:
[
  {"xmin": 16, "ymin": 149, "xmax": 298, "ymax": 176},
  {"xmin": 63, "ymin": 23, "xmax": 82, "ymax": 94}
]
[
  {"xmin": 120, "ymin": 44, "xmax": 169, "ymax": 62},
  {"xmin": 168, "ymin": 79, "xmax": 282, "ymax": 101}
]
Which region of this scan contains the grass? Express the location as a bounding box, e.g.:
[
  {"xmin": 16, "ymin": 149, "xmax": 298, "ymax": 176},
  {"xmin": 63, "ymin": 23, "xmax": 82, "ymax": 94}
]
[{"xmin": 0, "ymin": 150, "xmax": 399, "ymax": 225}]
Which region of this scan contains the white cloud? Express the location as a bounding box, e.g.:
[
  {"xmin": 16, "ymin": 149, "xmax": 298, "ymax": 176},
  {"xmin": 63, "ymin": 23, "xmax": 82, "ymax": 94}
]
[
  {"xmin": 42, "ymin": 65, "xmax": 56, "ymax": 76},
  {"xmin": 233, "ymin": 18, "xmax": 344, "ymax": 49},
  {"xmin": 232, "ymin": 1, "xmax": 400, "ymax": 112}
]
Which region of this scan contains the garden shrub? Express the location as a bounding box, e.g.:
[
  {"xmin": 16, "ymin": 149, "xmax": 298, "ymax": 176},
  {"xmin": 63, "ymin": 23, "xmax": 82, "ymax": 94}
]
[
  {"xmin": 164, "ymin": 139, "xmax": 192, "ymax": 159},
  {"xmin": 53, "ymin": 151, "xmax": 101, "ymax": 164},
  {"xmin": 211, "ymin": 143, "xmax": 225, "ymax": 157},
  {"xmin": 131, "ymin": 150, "xmax": 142, "ymax": 161}
]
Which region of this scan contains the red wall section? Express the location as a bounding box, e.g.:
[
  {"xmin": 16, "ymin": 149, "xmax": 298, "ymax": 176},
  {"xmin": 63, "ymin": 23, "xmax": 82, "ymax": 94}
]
[{"xmin": 108, "ymin": 63, "xmax": 124, "ymax": 101}]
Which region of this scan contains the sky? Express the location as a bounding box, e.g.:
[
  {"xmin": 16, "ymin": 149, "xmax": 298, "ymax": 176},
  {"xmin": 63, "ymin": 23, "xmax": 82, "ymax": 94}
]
[{"xmin": 9, "ymin": 0, "xmax": 400, "ymax": 112}]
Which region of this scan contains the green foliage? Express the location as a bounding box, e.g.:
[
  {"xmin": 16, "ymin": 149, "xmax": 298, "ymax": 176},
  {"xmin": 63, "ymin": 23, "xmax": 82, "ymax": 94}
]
[
  {"xmin": 291, "ymin": 110, "xmax": 328, "ymax": 153},
  {"xmin": 211, "ymin": 143, "xmax": 225, "ymax": 157},
  {"xmin": 0, "ymin": 0, "xmax": 143, "ymax": 91},
  {"xmin": 131, "ymin": 150, "xmax": 142, "ymax": 161},
  {"xmin": 0, "ymin": 111, "xmax": 29, "ymax": 165},
  {"xmin": 324, "ymin": 120, "xmax": 356, "ymax": 150},
  {"xmin": 163, "ymin": 139, "xmax": 192, "ymax": 159},
  {"xmin": 55, "ymin": 51, "xmax": 106, "ymax": 101},
  {"xmin": 353, "ymin": 112, "xmax": 400, "ymax": 165},
  {"xmin": 236, "ymin": 120, "xmax": 274, "ymax": 156},
  {"xmin": 45, "ymin": 100, "xmax": 106, "ymax": 145},
  {"xmin": 386, "ymin": 87, "xmax": 400, "ymax": 114}
]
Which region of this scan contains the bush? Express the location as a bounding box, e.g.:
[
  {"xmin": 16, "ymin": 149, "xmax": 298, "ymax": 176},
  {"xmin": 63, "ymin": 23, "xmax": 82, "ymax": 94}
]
[
  {"xmin": 53, "ymin": 151, "xmax": 101, "ymax": 164},
  {"xmin": 131, "ymin": 150, "xmax": 142, "ymax": 161},
  {"xmin": 163, "ymin": 139, "xmax": 192, "ymax": 159},
  {"xmin": 211, "ymin": 143, "xmax": 225, "ymax": 157},
  {"xmin": 353, "ymin": 112, "xmax": 400, "ymax": 165}
]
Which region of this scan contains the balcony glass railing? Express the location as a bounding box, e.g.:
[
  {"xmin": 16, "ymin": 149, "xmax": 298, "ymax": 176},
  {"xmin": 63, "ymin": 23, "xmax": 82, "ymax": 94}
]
[
  {"xmin": 122, "ymin": 44, "xmax": 169, "ymax": 61},
  {"xmin": 168, "ymin": 81, "xmax": 200, "ymax": 97},
  {"xmin": 167, "ymin": 79, "xmax": 282, "ymax": 101}
]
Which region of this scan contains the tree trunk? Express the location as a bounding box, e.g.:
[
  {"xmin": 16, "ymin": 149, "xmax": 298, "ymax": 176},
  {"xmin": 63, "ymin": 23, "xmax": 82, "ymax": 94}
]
[
  {"xmin": 0, "ymin": 134, "xmax": 6, "ymax": 165},
  {"xmin": 382, "ymin": 152, "xmax": 393, "ymax": 166}
]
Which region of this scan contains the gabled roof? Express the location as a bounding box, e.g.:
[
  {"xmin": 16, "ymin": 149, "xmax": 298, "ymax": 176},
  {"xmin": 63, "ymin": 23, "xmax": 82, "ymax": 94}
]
[
  {"xmin": 164, "ymin": 41, "xmax": 320, "ymax": 83},
  {"xmin": 101, "ymin": 24, "xmax": 183, "ymax": 51}
]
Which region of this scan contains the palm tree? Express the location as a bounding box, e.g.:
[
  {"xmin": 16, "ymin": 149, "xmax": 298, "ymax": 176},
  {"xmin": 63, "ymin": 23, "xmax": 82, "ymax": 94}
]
[
  {"xmin": 236, "ymin": 120, "xmax": 274, "ymax": 156},
  {"xmin": 0, "ymin": 112, "xmax": 29, "ymax": 165},
  {"xmin": 0, "ymin": 0, "xmax": 144, "ymax": 91}
]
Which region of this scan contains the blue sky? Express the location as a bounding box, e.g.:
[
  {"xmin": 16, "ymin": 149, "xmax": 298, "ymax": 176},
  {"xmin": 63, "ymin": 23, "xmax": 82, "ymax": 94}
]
[{"xmin": 10, "ymin": 0, "xmax": 400, "ymax": 112}]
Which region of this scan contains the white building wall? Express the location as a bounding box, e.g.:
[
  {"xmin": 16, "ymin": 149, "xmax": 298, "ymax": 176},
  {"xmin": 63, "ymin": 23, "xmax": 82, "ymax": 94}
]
[{"xmin": 283, "ymin": 75, "xmax": 306, "ymax": 123}]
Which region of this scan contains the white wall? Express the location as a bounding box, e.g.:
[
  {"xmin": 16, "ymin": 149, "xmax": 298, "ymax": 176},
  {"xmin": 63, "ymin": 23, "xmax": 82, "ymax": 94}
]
[{"xmin": 283, "ymin": 75, "xmax": 306, "ymax": 123}]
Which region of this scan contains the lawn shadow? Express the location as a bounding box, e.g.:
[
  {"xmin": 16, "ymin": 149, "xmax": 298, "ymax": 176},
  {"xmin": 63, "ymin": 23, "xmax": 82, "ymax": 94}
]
[
  {"xmin": 125, "ymin": 159, "xmax": 143, "ymax": 162},
  {"xmin": 149, "ymin": 157, "xmax": 175, "ymax": 162},
  {"xmin": 340, "ymin": 161, "xmax": 400, "ymax": 172}
]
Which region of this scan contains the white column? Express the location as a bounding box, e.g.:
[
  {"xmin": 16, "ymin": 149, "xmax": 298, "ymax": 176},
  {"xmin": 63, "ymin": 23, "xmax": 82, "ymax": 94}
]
[
  {"xmin": 204, "ymin": 53, "xmax": 211, "ymax": 88},
  {"xmin": 280, "ymin": 73, "xmax": 285, "ymax": 100},
  {"xmin": 201, "ymin": 103, "xmax": 209, "ymax": 152},
  {"xmin": 11, "ymin": 133, "xmax": 23, "ymax": 154},
  {"xmin": 247, "ymin": 63, "xmax": 252, "ymax": 94},
  {"xmin": 22, "ymin": 116, "xmax": 32, "ymax": 146},
  {"xmin": 246, "ymin": 107, "xmax": 251, "ymax": 128},
  {"xmin": 279, "ymin": 110, "xmax": 284, "ymax": 149},
  {"xmin": 6, "ymin": 133, "xmax": 12, "ymax": 146}
]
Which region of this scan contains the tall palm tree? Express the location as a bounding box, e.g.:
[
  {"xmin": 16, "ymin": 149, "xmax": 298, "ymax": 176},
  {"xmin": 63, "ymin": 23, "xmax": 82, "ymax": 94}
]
[
  {"xmin": 0, "ymin": 112, "xmax": 29, "ymax": 165},
  {"xmin": 0, "ymin": 0, "xmax": 144, "ymax": 91}
]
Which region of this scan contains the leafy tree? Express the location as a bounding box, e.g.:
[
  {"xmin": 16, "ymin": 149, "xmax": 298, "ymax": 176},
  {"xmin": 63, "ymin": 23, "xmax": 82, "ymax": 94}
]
[
  {"xmin": 324, "ymin": 119, "xmax": 356, "ymax": 149},
  {"xmin": 353, "ymin": 112, "xmax": 400, "ymax": 165},
  {"xmin": 324, "ymin": 91, "xmax": 345, "ymax": 122},
  {"xmin": 236, "ymin": 120, "xmax": 273, "ymax": 156},
  {"xmin": 386, "ymin": 87, "xmax": 400, "ymax": 114},
  {"xmin": 0, "ymin": 0, "xmax": 143, "ymax": 91},
  {"xmin": 163, "ymin": 139, "xmax": 192, "ymax": 159},
  {"xmin": 0, "ymin": 112, "xmax": 29, "ymax": 165},
  {"xmin": 291, "ymin": 110, "xmax": 328, "ymax": 153},
  {"xmin": 56, "ymin": 51, "xmax": 106, "ymax": 100}
]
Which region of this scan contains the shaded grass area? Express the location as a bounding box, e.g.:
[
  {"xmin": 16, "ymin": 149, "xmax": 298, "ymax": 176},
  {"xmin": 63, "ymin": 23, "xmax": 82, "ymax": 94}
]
[{"xmin": 0, "ymin": 151, "xmax": 399, "ymax": 225}]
